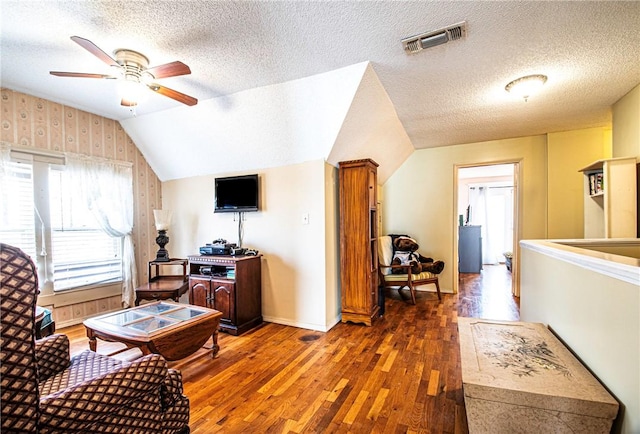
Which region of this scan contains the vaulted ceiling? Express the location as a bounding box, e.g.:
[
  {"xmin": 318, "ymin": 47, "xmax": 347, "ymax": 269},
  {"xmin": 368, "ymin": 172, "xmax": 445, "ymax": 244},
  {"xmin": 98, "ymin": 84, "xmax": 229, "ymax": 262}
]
[{"xmin": 2, "ymin": 1, "xmax": 639, "ymax": 182}]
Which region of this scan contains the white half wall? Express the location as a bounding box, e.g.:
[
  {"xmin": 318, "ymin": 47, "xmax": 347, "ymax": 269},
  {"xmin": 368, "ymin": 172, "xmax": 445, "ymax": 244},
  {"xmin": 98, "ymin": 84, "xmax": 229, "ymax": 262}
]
[{"xmin": 520, "ymin": 239, "xmax": 640, "ymax": 433}]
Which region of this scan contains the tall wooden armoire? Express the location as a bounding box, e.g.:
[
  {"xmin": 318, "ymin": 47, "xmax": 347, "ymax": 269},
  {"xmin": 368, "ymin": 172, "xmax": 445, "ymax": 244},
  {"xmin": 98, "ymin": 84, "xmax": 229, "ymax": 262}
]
[{"xmin": 339, "ymin": 159, "xmax": 379, "ymax": 326}]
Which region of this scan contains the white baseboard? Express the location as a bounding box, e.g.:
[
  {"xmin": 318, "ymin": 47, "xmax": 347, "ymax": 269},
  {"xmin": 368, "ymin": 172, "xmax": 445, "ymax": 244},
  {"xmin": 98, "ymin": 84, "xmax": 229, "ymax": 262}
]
[
  {"xmin": 55, "ymin": 308, "xmax": 122, "ymax": 329},
  {"xmin": 261, "ymin": 315, "xmax": 340, "ymax": 332}
]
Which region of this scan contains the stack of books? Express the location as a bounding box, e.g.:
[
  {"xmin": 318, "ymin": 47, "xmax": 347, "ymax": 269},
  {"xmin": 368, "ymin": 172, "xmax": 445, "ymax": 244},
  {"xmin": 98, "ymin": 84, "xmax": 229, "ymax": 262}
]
[{"xmin": 588, "ymin": 171, "xmax": 604, "ymax": 196}]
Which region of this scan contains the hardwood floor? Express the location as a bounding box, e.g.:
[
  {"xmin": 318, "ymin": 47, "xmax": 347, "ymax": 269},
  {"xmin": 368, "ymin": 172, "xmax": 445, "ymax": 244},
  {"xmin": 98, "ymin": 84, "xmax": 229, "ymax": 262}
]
[
  {"xmin": 458, "ymin": 264, "xmax": 520, "ymax": 322},
  {"xmin": 62, "ymin": 264, "xmax": 519, "ymax": 433}
]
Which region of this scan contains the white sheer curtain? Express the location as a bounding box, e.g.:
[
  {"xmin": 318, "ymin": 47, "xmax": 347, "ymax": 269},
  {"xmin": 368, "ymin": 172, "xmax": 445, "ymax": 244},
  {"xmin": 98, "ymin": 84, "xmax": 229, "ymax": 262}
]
[
  {"xmin": 0, "ymin": 143, "xmax": 10, "ymax": 176},
  {"xmin": 66, "ymin": 153, "xmax": 137, "ymax": 307},
  {"xmin": 469, "ymin": 186, "xmax": 495, "ymax": 264},
  {"xmin": 469, "ymin": 185, "xmax": 513, "ymax": 265}
]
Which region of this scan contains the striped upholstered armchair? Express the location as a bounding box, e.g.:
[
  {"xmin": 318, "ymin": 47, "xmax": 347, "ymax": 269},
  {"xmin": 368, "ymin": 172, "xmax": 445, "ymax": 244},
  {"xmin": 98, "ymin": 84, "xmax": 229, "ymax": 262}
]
[{"xmin": 0, "ymin": 243, "xmax": 190, "ymax": 434}]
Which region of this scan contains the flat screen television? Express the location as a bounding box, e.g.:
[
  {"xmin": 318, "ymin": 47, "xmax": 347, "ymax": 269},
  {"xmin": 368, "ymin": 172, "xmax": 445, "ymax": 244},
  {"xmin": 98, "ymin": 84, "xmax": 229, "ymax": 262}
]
[{"xmin": 214, "ymin": 174, "xmax": 259, "ymax": 213}]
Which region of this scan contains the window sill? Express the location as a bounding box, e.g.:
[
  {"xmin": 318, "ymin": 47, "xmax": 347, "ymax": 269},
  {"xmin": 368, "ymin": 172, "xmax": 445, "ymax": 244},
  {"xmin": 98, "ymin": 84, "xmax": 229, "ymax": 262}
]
[
  {"xmin": 53, "ymin": 278, "xmax": 122, "ymax": 293},
  {"xmin": 38, "ymin": 281, "xmax": 122, "ymax": 308}
]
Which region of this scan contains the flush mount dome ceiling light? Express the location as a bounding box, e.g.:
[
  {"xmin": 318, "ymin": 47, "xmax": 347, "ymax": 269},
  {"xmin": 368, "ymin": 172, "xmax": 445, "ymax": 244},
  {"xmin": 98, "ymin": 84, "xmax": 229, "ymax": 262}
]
[{"xmin": 505, "ymin": 74, "xmax": 548, "ymax": 102}]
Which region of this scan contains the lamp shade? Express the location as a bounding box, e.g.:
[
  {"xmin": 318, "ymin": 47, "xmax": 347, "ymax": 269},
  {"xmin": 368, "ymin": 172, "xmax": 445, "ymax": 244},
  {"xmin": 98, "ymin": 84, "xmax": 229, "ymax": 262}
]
[{"xmin": 153, "ymin": 209, "xmax": 172, "ymax": 231}]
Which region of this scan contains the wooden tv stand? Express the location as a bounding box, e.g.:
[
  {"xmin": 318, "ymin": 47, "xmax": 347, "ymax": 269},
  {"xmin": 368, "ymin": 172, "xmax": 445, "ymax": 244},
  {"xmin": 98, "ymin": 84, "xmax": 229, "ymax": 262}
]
[{"xmin": 187, "ymin": 254, "xmax": 262, "ymax": 336}]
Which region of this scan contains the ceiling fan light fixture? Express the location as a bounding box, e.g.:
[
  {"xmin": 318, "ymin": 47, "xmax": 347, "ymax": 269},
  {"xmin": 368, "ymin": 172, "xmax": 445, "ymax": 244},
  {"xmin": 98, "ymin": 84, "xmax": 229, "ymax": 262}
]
[
  {"xmin": 505, "ymin": 74, "xmax": 548, "ymax": 101},
  {"xmin": 140, "ymin": 71, "xmax": 154, "ymax": 84},
  {"xmin": 51, "ymin": 36, "xmax": 198, "ymax": 107},
  {"xmin": 118, "ymin": 79, "xmax": 146, "ymax": 106},
  {"xmin": 114, "ymin": 49, "xmax": 149, "ymax": 69}
]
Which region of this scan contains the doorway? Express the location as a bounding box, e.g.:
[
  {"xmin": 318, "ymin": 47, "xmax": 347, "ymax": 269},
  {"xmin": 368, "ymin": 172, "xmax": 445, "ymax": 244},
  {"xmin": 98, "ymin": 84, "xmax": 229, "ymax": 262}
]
[{"xmin": 454, "ymin": 162, "xmax": 520, "ymax": 296}]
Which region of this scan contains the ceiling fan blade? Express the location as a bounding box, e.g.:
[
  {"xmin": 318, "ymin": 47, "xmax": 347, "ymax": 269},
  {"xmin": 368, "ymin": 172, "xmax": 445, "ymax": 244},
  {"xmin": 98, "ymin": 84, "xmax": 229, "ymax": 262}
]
[
  {"xmin": 146, "ymin": 61, "xmax": 191, "ymax": 79},
  {"xmin": 148, "ymin": 83, "xmax": 198, "ymax": 106},
  {"xmin": 50, "ymin": 71, "xmax": 117, "ymax": 79},
  {"xmin": 70, "ymin": 36, "xmax": 119, "ymax": 67}
]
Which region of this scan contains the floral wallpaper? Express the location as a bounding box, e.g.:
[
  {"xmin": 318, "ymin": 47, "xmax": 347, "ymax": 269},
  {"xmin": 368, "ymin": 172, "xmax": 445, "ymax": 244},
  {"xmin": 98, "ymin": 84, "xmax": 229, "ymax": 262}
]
[{"xmin": 1, "ymin": 88, "xmax": 162, "ymax": 319}]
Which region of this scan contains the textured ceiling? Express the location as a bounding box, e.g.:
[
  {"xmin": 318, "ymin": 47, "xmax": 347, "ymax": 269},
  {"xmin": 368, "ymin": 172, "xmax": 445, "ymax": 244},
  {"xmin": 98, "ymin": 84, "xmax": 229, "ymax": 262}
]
[{"xmin": 2, "ymin": 1, "xmax": 639, "ymax": 178}]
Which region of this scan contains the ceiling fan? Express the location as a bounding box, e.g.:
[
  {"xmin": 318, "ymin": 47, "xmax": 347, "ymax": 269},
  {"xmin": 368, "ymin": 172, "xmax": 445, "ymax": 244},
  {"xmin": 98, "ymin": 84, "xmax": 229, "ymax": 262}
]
[{"xmin": 50, "ymin": 36, "xmax": 198, "ymax": 107}]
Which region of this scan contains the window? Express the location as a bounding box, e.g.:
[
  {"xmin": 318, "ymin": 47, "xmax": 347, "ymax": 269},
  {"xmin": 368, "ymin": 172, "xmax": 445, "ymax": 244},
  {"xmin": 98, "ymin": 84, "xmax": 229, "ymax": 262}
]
[
  {"xmin": 0, "ymin": 156, "xmax": 123, "ymax": 291},
  {"xmin": 0, "ymin": 161, "xmax": 37, "ymax": 259},
  {"xmin": 48, "ymin": 167, "xmax": 122, "ymax": 290}
]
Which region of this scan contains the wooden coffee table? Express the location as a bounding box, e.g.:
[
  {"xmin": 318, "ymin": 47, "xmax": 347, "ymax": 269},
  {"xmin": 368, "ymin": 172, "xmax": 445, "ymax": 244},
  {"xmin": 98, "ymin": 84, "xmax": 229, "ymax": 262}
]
[{"xmin": 84, "ymin": 302, "xmax": 222, "ymax": 361}]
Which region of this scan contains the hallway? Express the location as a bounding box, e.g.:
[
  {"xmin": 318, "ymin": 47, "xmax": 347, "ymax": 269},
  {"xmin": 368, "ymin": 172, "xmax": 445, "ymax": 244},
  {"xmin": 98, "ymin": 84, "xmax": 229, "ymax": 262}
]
[{"xmin": 458, "ymin": 264, "xmax": 519, "ymax": 321}]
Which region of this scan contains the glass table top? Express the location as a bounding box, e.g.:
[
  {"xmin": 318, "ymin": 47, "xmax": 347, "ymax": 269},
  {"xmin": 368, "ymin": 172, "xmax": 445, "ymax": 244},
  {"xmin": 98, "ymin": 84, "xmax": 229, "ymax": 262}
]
[
  {"xmin": 128, "ymin": 316, "xmax": 177, "ymax": 333},
  {"xmin": 95, "ymin": 302, "xmax": 208, "ymax": 334},
  {"xmin": 137, "ymin": 303, "xmax": 175, "ymax": 315}
]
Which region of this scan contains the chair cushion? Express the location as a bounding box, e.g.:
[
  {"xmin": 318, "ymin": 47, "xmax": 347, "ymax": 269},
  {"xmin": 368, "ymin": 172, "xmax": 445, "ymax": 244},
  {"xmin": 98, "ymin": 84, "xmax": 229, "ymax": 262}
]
[
  {"xmin": 40, "ymin": 350, "xmax": 125, "ymax": 396},
  {"xmin": 378, "ymin": 236, "xmax": 393, "ymax": 275},
  {"xmin": 383, "ymin": 271, "xmax": 437, "ymax": 282},
  {"xmin": 38, "ymin": 353, "xmax": 169, "ymax": 432}
]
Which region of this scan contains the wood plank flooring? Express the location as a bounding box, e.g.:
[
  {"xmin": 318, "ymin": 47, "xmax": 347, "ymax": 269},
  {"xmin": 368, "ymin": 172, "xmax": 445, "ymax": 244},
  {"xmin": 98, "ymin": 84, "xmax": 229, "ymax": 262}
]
[{"xmin": 62, "ymin": 265, "xmax": 518, "ymax": 433}]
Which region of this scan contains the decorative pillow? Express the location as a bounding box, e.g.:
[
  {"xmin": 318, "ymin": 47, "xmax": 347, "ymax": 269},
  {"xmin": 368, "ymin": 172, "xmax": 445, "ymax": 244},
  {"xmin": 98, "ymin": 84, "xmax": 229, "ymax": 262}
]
[{"xmin": 378, "ymin": 236, "xmax": 394, "ymax": 275}]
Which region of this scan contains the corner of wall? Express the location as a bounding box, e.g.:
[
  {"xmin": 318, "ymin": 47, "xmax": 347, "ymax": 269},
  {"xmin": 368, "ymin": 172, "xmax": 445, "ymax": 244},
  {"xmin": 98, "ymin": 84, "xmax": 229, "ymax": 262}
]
[
  {"xmin": 324, "ymin": 161, "xmax": 341, "ymax": 328},
  {"xmin": 612, "ymin": 83, "xmax": 640, "ymax": 159}
]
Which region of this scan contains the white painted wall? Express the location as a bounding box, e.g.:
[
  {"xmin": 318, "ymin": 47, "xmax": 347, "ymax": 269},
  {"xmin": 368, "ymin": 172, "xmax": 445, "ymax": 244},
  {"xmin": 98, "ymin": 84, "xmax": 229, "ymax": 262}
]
[
  {"xmin": 143, "ymin": 60, "xmax": 415, "ymax": 332},
  {"xmin": 122, "ymin": 63, "xmax": 368, "ymax": 182},
  {"xmin": 520, "ymin": 239, "xmax": 640, "ymax": 433},
  {"xmin": 327, "ymin": 63, "xmax": 414, "ymax": 184},
  {"xmin": 162, "ymin": 159, "xmax": 340, "ymax": 331}
]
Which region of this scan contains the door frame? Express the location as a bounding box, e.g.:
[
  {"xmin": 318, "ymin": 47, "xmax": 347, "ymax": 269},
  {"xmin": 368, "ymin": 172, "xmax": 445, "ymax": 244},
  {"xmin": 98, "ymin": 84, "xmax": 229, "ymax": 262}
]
[{"xmin": 453, "ymin": 160, "xmax": 522, "ymax": 296}]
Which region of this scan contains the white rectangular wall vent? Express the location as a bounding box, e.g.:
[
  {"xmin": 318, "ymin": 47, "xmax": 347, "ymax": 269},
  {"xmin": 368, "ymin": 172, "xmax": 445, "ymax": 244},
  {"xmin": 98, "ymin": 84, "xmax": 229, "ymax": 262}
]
[{"xmin": 402, "ymin": 21, "xmax": 467, "ymax": 54}]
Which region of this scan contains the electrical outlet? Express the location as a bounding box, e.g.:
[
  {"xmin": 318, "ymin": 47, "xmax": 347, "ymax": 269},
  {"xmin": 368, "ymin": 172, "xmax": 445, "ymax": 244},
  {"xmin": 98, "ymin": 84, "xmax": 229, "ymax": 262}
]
[{"xmin": 302, "ymin": 213, "xmax": 309, "ymax": 225}]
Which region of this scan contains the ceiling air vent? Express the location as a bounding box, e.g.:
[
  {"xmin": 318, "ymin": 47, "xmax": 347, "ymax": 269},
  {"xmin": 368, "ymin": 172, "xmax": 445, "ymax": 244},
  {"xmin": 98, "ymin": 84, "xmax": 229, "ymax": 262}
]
[{"xmin": 402, "ymin": 21, "xmax": 467, "ymax": 54}]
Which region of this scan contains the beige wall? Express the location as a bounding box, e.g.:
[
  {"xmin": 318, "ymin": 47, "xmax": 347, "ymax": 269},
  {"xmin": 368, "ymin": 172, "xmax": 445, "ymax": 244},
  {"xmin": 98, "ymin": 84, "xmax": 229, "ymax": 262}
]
[
  {"xmin": 381, "ymin": 135, "xmax": 548, "ymax": 295},
  {"xmin": 162, "ymin": 159, "xmax": 341, "ymax": 331},
  {"xmin": 1, "ymin": 88, "xmax": 162, "ymax": 326},
  {"xmin": 613, "ymin": 83, "xmax": 640, "ymax": 159},
  {"xmin": 547, "ymin": 127, "xmax": 612, "ymax": 239}
]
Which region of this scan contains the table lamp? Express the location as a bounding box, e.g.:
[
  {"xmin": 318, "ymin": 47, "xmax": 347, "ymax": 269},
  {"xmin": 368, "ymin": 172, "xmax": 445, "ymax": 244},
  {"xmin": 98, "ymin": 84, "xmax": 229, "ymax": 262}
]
[{"xmin": 153, "ymin": 209, "xmax": 172, "ymax": 262}]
